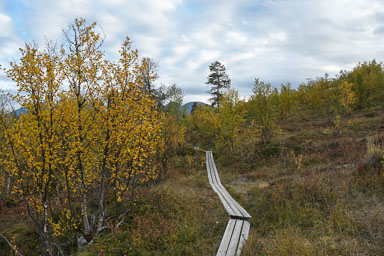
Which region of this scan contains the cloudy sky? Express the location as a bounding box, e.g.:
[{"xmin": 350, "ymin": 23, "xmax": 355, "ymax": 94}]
[{"xmin": 1, "ymin": 0, "xmax": 384, "ymax": 103}]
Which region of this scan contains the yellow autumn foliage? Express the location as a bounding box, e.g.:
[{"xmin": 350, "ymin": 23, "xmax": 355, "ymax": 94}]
[{"xmin": 1, "ymin": 18, "xmax": 165, "ymax": 254}]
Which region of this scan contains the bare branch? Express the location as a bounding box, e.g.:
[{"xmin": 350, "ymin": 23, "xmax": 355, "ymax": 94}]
[{"xmin": 0, "ymin": 233, "xmax": 23, "ymax": 256}]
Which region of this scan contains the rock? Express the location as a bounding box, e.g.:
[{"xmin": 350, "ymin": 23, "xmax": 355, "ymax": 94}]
[{"xmin": 77, "ymin": 235, "xmax": 88, "ymax": 250}]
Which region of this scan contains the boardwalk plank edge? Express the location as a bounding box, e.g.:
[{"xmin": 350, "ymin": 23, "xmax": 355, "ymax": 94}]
[
  {"xmin": 202, "ymin": 150, "xmax": 252, "ymax": 256},
  {"xmin": 209, "ymin": 155, "xmax": 251, "ymax": 219}
]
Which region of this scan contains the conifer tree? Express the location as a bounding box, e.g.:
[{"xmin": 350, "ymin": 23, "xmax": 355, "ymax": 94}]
[{"xmin": 206, "ymin": 61, "xmax": 231, "ymax": 108}]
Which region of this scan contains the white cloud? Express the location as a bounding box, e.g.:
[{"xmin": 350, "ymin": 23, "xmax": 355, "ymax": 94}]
[
  {"xmin": 2, "ymin": 0, "xmax": 384, "ymax": 102},
  {"xmin": 186, "ymin": 50, "xmax": 221, "ymax": 71},
  {"xmin": 0, "ymin": 11, "xmax": 22, "ymax": 57},
  {"xmin": 0, "ymin": 13, "xmax": 12, "ymax": 34},
  {"xmin": 183, "ymin": 94, "xmax": 211, "ymax": 105}
]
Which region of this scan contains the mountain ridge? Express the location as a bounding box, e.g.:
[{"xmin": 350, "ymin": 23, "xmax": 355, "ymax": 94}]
[{"xmin": 181, "ymin": 101, "xmax": 209, "ymax": 115}]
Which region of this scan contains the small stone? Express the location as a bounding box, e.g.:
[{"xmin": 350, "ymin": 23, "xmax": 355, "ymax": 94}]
[{"xmin": 77, "ymin": 235, "xmax": 88, "ymax": 250}]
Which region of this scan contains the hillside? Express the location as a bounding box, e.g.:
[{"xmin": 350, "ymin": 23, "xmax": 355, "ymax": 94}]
[
  {"xmin": 2, "ymin": 109, "xmax": 383, "ymax": 255},
  {"xmin": 83, "ymin": 109, "xmax": 384, "ymax": 255},
  {"xmin": 219, "ymin": 110, "xmax": 384, "ymax": 255}
]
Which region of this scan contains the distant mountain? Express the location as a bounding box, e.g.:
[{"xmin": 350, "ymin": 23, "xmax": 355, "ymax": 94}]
[
  {"xmin": 181, "ymin": 101, "xmax": 209, "ymax": 115},
  {"xmin": 12, "ymin": 103, "xmax": 209, "ymax": 118},
  {"xmin": 14, "ymin": 107, "xmax": 27, "ymax": 117}
]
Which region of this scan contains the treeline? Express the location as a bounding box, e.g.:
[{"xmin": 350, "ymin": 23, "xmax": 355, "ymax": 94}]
[
  {"xmin": 0, "ymin": 19, "xmax": 184, "ymax": 255},
  {"xmin": 283, "ymin": 60, "xmax": 384, "ymax": 115},
  {"xmin": 188, "ymin": 60, "xmax": 384, "ymax": 162}
]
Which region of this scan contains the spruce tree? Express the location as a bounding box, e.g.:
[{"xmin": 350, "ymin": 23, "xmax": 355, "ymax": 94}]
[
  {"xmin": 191, "ymin": 102, "xmax": 198, "ymax": 114},
  {"xmin": 206, "ymin": 61, "xmax": 231, "ymax": 108}
]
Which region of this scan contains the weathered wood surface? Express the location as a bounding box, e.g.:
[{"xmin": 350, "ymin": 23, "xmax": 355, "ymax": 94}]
[
  {"xmin": 204, "ymin": 150, "xmax": 251, "ymax": 256},
  {"xmin": 206, "ymin": 151, "xmax": 251, "ymax": 219},
  {"xmin": 216, "ymin": 219, "xmax": 236, "ymax": 256},
  {"xmin": 216, "ymin": 219, "xmax": 251, "ymax": 256},
  {"xmin": 236, "ymin": 220, "xmax": 250, "ymax": 255}
]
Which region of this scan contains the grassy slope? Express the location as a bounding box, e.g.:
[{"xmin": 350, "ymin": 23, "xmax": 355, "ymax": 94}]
[
  {"xmin": 1, "ymin": 111, "xmax": 383, "ymax": 255},
  {"xmin": 79, "ymin": 159, "xmax": 230, "ymax": 255},
  {"xmin": 216, "ymin": 110, "xmax": 384, "ymax": 255}
]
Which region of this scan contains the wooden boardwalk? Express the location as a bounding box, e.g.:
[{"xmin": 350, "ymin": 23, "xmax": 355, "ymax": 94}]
[{"xmin": 205, "ymin": 151, "xmax": 251, "ymax": 256}]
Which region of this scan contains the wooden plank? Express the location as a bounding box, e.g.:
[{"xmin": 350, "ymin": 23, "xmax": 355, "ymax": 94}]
[
  {"xmin": 226, "ymin": 219, "xmax": 243, "ymax": 256},
  {"xmin": 207, "ymin": 152, "xmax": 242, "ymax": 217},
  {"xmin": 220, "ymin": 188, "xmax": 251, "ymax": 219},
  {"xmin": 209, "ymin": 152, "xmax": 252, "ymax": 219},
  {"xmin": 206, "ymin": 151, "xmax": 219, "ymax": 187},
  {"xmin": 208, "ymin": 152, "xmax": 251, "ymax": 219},
  {"xmin": 236, "ymin": 220, "xmax": 250, "ymax": 256},
  {"xmin": 206, "ymin": 151, "xmax": 236, "ymax": 215},
  {"xmin": 203, "ymin": 150, "xmax": 252, "ymax": 256},
  {"xmin": 210, "ymin": 167, "xmax": 243, "ymax": 218},
  {"xmin": 216, "ymin": 219, "xmax": 236, "ymax": 256},
  {"xmin": 211, "ymin": 184, "xmax": 237, "ymax": 217},
  {"xmin": 205, "ymin": 151, "xmax": 216, "ymax": 186}
]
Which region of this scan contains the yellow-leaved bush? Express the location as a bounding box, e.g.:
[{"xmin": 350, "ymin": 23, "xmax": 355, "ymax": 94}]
[{"xmin": 1, "ymin": 19, "xmax": 164, "ymax": 255}]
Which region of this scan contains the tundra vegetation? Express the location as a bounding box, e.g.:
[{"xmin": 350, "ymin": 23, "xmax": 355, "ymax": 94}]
[{"xmin": 0, "ymin": 18, "xmax": 384, "ymax": 255}]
